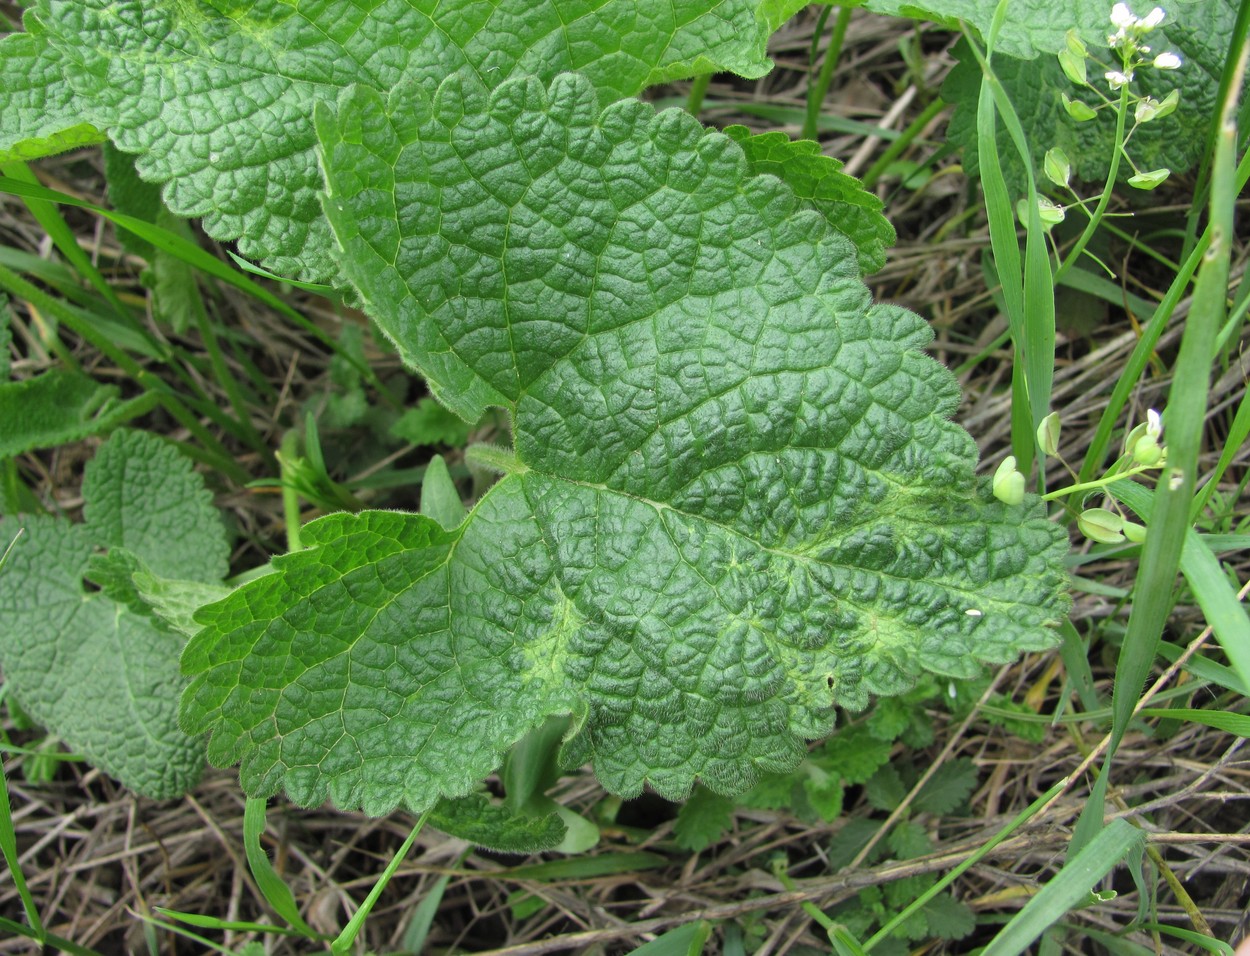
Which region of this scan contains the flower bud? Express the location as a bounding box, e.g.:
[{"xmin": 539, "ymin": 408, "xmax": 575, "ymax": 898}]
[
  {"xmin": 1037, "ymin": 411, "xmax": 1062, "ymax": 457},
  {"xmin": 992, "ymin": 456, "xmax": 1025, "ymax": 506}
]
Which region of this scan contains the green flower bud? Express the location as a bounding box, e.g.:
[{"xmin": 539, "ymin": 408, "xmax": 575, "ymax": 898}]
[
  {"xmin": 993, "ymin": 456, "xmax": 1025, "ymax": 506},
  {"xmin": 1037, "ymin": 411, "xmax": 1062, "ymax": 457}
]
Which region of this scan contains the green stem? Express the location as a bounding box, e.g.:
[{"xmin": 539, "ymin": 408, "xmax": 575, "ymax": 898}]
[
  {"xmin": 279, "ymin": 430, "xmax": 303, "ymax": 553},
  {"xmin": 860, "ymin": 96, "xmax": 947, "ymax": 189},
  {"xmin": 1053, "ymin": 82, "xmax": 1131, "ymax": 285},
  {"xmin": 802, "ymin": 6, "xmax": 852, "ymax": 141},
  {"xmin": 329, "ymin": 811, "xmax": 429, "ymax": 956},
  {"xmin": 686, "ymin": 73, "xmax": 711, "ymax": 117}
]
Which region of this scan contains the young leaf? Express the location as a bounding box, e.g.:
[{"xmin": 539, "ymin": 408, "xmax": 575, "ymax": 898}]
[
  {"xmin": 674, "ymin": 786, "xmax": 737, "ymax": 851},
  {"xmin": 82, "ymin": 429, "xmax": 230, "ymax": 583},
  {"xmin": 427, "ymin": 792, "xmax": 566, "ymax": 854},
  {"xmin": 0, "ymin": 368, "xmax": 155, "ymax": 460},
  {"xmin": 1, "ymin": 0, "xmax": 803, "ymax": 280},
  {"xmin": 913, "ymin": 757, "xmax": 977, "ymax": 815},
  {"xmin": 921, "ymin": 893, "xmax": 976, "ymax": 940},
  {"xmin": 0, "ymin": 431, "xmax": 227, "ymax": 798},
  {"xmin": 181, "ymin": 73, "xmax": 1069, "ymax": 816},
  {"xmin": 722, "ymin": 126, "xmax": 895, "ymax": 274}
]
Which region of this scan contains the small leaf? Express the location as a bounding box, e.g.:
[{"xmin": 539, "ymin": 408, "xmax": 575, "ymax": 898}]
[
  {"xmin": 674, "ymin": 786, "xmax": 736, "ymax": 851},
  {"xmin": 419, "ymin": 455, "xmax": 468, "ymax": 531},
  {"xmin": 922, "ymin": 893, "xmax": 976, "ymax": 940},
  {"xmin": 913, "ymin": 757, "xmax": 977, "ymax": 814},
  {"xmin": 820, "ymin": 724, "xmax": 895, "ymax": 785},
  {"xmin": 428, "ymin": 792, "xmax": 566, "ymax": 854},
  {"xmin": 0, "ymin": 431, "xmax": 228, "ymax": 798},
  {"xmin": 865, "ymin": 765, "xmax": 907, "ymax": 812},
  {"xmin": 0, "ymin": 368, "xmax": 155, "ymax": 460},
  {"xmin": 390, "ymin": 398, "xmax": 473, "ymax": 449},
  {"xmin": 887, "ymin": 820, "xmax": 933, "ymax": 858}
]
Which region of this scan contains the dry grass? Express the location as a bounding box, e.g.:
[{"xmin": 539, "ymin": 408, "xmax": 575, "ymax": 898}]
[{"xmin": 2, "ymin": 6, "xmax": 1248, "ymax": 954}]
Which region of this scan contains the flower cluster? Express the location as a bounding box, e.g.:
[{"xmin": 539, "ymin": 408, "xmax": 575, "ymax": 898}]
[
  {"xmin": 992, "ymin": 408, "xmax": 1168, "ymax": 545},
  {"xmin": 1047, "ymin": 3, "xmax": 1184, "ymax": 195}
]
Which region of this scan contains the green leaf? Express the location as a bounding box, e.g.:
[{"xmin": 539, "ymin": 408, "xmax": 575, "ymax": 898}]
[
  {"xmin": 921, "ymin": 893, "xmax": 976, "ymax": 940},
  {"xmin": 674, "ymin": 786, "xmax": 737, "ymax": 851},
  {"xmin": 391, "ymin": 399, "xmax": 473, "ymax": 450},
  {"xmin": 3, "ymin": 0, "xmax": 800, "ymax": 280},
  {"xmin": 988, "ymin": 818, "xmax": 1145, "ymax": 955},
  {"xmin": 181, "ymin": 73, "xmax": 1069, "ymax": 815},
  {"xmin": 818, "ymin": 724, "xmax": 894, "ymax": 785},
  {"xmin": 0, "ymin": 368, "xmax": 156, "ymax": 461},
  {"xmin": 427, "ymin": 791, "xmax": 566, "ymax": 853},
  {"xmin": 943, "ymin": 2, "xmax": 1236, "ymax": 189},
  {"xmin": 0, "ymin": 431, "xmax": 227, "ymax": 798},
  {"xmin": 865, "ymin": 765, "xmax": 907, "ymax": 812},
  {"xmin": 82, "ymin": 429, "xmax": 229, "ymax": 583},
  {"xmin": 886, "ymin": 820, "xmax": 932, "ymax": 859},
  {"xmin": 913, "ymin": 757, "xmax": 977, "ymax": 814},
  {"xmin": 0, "ymin": 31, "xmax": 105, "ymax": 163},
  {"xmin": 722, "ymin": 126, "xmax": 895, "ymax": 274},
  {"xmin": 419, "ymin": 455, "xmax": 468, "ymax": 531}
]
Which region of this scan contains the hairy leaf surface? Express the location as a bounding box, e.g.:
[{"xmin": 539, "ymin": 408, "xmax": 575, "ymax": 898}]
[
  {"xmin": 0, "ymin": 431, "xmax": 227, "ymax": 798},
  {"xmin": 0, "ymin": 31, "xmax": 105, "ymax": 162},
  {"xmin": 0, "ymin": 368, "xmax": 155, "ymax": 459},
  {"xmin": 1, "ymin": 0, "xmax": 801, "ymax": 279},
  {"xmin": 724, "ymin": 126, "xmax": 895, "ymax": 274},
  {"xmin": 181, "ymin": 73, "xmax": 1068, "ymax": 816}
]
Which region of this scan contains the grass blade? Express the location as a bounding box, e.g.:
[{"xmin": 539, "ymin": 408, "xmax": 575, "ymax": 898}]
[
  {"xmin": 625, "ymin": 920, "xmax": 713, "ymax": 956},
  {"xmin": 242, "ymin": 797, "xmax": 320, "ymax": 939},
  {"xmin": 330, "ymin": 810, "xmax": 428, "ymax": 955},
  {"xmin": 0, "ymin": 758, "xmax": 44, "ymax": 943},
  {"xmin": 986, "ymin": 819, "xmax": 1145, "ymax": 956}
]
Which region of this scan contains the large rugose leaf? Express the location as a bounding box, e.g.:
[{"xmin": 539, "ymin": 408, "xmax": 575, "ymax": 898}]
[
  {"xmin": 0, "ymin": 0, "xmax": 801, "ymax": 280},
  {"xmin": 0, "ymin": 431, "xmax": 227, "ymax": 799},
  {"xmin": 180, "ymin": 73, "xmax": 1069, "ymax": 816}
]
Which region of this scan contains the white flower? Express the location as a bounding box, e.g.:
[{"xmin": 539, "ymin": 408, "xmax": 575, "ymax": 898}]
[
  {"xmin": 1140, "ymin": 6, "xmax": 1165, "ymax": 28},
  {"xmin": 1106, "ymin": 69, "xmax": 1131, "ymax": 89},
  {"xmin": 1110, "ymin": 3, "xmax": 1136, "ymax": 28},
  {"xmin": 1146, "ymin": 408, "xmax": 1163, "ymax": 438},
  {"xmin": 1153, "ymin": 51, "xmax": 1182, "ymax": 69}
]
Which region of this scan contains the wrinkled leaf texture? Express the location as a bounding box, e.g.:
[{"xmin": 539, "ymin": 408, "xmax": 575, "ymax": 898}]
[
  {"xmin": 180, "ymin": 73, "xmax": 1070, "ymax": 816},
  {"xmin": 0, "ymin": 0, "xmax": 804, "ymax": 280},
  {"xmin": 0, "ymin": 431, "xmax": 227, "ymax": 798}
]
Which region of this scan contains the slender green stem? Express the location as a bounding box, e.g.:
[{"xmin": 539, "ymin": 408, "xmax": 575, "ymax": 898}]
[
  {"xmin": 279, "ymin": 430, "xmax": 303, "ymax": 553},
  {"xmin": 860, "ymin": 96, "xmax": 946, "ymax": 189},
  {"xmin": 686, "ymin": 73, "xmax": 711, "ymax": 117},
  {"xmin": 329, "ymin": 811, "xmax": 429, "ymax": 955},
  {"xmin": 802, "ymin": 6, "xmax": 852, "ymax": 141},
  {"xmin": 191, "ymin": 298, "xmax": 267, "ymax": 456},
  {"xmin": 1053, "ymin": 83, "xmax": 1131, "ymax": 285}
]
